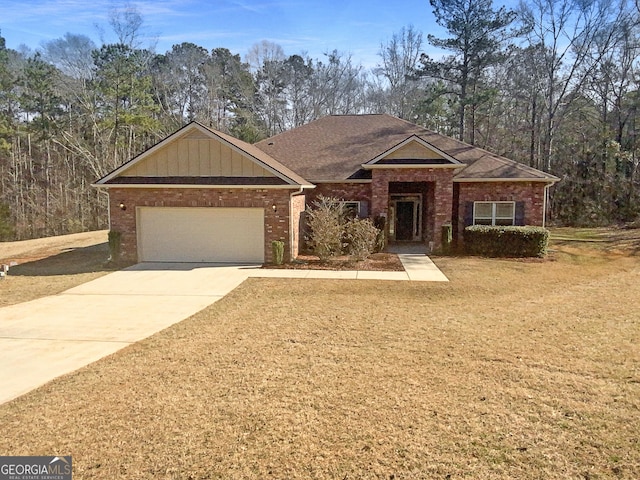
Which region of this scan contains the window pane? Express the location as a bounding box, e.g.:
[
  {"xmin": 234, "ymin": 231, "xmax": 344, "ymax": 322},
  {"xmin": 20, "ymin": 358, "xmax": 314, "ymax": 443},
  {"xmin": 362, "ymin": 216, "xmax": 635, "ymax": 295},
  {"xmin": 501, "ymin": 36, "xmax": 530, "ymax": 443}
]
[
  {"xmin": 474, "ymin": 202, "xmax": 492, "ymax": 218},
  {"xmin": 342, "ymin": 202, "xmax": 359, "ymax": 219},
  {"xmin": 475, "ymin": 218, "xmax": 492, "ymax": 225},
  {"xmin": 495, "ymin": 203, "xmax": 514, "ymax": 218},
  {"xmin": 495, "ymin": 218, "xmax": 514, "ymax": 226}
]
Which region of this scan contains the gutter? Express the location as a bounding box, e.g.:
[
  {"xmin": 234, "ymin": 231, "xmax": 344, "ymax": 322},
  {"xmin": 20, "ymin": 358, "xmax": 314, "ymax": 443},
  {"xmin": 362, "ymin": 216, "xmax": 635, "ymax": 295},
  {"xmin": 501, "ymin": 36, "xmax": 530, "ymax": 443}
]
[{"xmin": 543, "ymin": 182, "xmax": 553, "ymax": 228}]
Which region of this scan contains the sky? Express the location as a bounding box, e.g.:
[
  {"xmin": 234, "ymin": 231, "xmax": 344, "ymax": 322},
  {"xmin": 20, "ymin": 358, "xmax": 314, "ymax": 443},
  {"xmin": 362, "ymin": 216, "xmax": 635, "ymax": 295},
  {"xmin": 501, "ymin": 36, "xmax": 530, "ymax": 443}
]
[{"xmin": 0, "ymin": 0, "xmax": 466, "ymax": 68}]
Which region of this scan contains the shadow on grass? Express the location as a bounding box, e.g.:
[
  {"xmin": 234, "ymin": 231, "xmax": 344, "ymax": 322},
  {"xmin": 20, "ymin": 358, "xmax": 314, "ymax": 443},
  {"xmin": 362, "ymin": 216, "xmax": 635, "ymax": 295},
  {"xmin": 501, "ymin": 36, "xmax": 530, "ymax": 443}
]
[
  {"xmin": 551, "ymin": 238, "xmax": 640, "ymax": 256},
  {"xmin": 7, "ymin": 243, "xmax": 130, "ymax": 277},
  {"xmin": 549, "ymin": 227, "xmax": 640, "ymax": 256}
]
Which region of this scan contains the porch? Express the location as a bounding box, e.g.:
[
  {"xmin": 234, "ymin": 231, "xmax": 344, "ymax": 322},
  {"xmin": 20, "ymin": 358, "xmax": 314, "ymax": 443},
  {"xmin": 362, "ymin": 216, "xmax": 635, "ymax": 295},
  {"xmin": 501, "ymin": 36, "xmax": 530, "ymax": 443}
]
[{"xmin": 370, "ymin": 169, "xmax": 455, "ymax": 251}]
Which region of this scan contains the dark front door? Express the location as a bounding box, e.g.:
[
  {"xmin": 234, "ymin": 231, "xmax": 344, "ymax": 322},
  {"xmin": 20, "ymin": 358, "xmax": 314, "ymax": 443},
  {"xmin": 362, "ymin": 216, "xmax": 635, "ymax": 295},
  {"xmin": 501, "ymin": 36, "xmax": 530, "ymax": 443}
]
[{"xmin": 395, "ymin": 201, "xmax": 415, "ymax": 241}]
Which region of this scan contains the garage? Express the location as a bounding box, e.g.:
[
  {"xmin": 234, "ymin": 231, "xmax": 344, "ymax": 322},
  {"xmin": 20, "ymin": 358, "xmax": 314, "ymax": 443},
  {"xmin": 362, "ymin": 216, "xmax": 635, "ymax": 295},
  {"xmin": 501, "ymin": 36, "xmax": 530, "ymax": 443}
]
[{"xmin": 137, "ymin": 207, "xmax": 265, "ymax": 263}]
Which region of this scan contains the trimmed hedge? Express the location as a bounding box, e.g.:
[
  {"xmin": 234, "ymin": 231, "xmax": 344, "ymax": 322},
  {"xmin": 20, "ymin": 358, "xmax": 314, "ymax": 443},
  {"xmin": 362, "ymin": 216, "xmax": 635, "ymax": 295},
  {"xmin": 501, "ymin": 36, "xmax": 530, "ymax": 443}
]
[{"xmin": 464, "ymin": 225, "xmax": 549, "ymax": 257}]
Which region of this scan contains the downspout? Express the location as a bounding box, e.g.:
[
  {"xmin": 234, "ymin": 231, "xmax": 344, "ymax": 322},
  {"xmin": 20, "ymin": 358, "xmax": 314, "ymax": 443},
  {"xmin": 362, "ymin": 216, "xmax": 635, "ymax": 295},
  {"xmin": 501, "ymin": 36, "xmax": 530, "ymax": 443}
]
[
  {"xmin": 106, "ymin": 190, "xmax": 111, "ymax": 231},
  {"xmin": 542, "ymin": 182, "xmax": 552, "ymax": 228}
]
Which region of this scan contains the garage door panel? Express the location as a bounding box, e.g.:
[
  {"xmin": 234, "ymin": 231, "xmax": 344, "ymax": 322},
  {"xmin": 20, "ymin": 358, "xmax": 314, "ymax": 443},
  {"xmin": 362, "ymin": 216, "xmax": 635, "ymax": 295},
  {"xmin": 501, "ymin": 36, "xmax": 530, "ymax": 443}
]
[{"xmin": 138, "ymin": 207, "xmax": 264, "ymax": 263}]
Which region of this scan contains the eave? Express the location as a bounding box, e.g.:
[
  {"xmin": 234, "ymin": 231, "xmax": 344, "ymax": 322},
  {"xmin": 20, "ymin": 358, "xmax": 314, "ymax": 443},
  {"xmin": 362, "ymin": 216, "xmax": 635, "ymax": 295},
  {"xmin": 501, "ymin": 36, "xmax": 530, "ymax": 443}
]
[
  {"xmin": 362, "ymin": 164, "xmax": 463, "ymax": 170},
  {"xmin": 453, "ymin": 176, "xmax": 560, "ymax": 183},
  {"xmin": 92, "ymin": 183, "xmax": 314, "ymax": 190}
]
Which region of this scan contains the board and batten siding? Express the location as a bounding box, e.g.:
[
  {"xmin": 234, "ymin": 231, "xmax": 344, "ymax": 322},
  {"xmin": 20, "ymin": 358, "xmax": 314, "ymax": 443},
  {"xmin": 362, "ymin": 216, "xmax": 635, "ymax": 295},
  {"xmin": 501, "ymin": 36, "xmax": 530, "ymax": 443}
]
[
  {"xmin": 122, "ymin": 130, "xmax": 276, "ymax": 178},
  {"xmin": 384, "ymin": 141, "xmax": 443, "ymax": 160}
]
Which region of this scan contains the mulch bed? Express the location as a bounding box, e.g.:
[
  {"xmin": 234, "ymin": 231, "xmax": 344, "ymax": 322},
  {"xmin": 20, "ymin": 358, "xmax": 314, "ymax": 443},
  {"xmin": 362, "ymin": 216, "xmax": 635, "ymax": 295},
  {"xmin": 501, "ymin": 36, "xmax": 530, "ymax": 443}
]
[{"xmin": 264, "ymin": 252, "xmax": 405, "ymax": 271}]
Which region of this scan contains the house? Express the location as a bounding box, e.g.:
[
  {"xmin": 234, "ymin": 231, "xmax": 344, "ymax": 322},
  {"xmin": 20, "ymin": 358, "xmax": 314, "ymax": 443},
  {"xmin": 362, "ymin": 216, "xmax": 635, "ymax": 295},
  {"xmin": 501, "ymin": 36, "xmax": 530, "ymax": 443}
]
[{"xmin": 94, "ymin": 114, "xmax": 559, "ymax": 263}]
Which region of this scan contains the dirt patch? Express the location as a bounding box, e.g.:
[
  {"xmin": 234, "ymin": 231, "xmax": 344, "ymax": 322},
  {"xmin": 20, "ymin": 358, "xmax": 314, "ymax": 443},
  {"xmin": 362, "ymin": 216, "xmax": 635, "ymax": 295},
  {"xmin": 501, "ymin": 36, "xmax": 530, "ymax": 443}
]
[{"xmin": 266, "ymin": 252, "xmax": 405, "ymax": 271}]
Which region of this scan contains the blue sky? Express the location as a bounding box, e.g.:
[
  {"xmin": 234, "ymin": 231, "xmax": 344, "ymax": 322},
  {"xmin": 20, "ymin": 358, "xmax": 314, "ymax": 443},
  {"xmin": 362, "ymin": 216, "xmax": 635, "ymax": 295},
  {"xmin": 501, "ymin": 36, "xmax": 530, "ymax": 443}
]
[{"xmin": 2, "ymin": 0, "xmax": 514, "ymax": 67}]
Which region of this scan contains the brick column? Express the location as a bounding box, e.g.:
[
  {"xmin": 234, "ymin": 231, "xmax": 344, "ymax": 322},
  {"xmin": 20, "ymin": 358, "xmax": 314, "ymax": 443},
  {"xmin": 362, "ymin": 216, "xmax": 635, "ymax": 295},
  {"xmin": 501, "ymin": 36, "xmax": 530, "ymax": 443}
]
[
  {"xmin": 432, "ymin": 177, "xmax": 454, "ymax": 250},
  {"xmin": 371, "ymin": 172, "xmax": 389, "ymax": 218}
]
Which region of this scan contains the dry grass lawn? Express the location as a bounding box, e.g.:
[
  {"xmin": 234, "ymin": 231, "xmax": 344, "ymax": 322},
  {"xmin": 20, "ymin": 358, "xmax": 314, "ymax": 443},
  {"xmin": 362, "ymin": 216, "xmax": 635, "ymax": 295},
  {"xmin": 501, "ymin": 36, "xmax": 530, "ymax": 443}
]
[
  {"xmin": 0, "ymin": 228, "xmax": 639, "ymax": 478},
  {"xmin": 0, "ymin": 231, "xmax": 117, "ymax": 307}
]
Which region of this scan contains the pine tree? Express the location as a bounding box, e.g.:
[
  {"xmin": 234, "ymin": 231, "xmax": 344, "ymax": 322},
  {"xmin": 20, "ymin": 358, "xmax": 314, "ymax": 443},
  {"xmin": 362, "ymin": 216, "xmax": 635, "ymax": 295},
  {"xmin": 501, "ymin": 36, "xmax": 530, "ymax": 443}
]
[{"xmin": 418, "ymin": 0, "xmax": 516, "ymax": 143}]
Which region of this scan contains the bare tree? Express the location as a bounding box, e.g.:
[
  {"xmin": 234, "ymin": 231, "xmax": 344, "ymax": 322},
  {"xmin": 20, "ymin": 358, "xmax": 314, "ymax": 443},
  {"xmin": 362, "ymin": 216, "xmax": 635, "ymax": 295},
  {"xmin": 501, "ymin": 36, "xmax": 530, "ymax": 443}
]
[
  {"xmin": 42, "ymin": 33, "xmax": 96, "ymax": 80},
  {"xmin": 518, "ymin": 0, "xmax": 635, "ymax": 171},
  {"xmin": 109, "ymin": 2, "xmax": 144, "ymax": 49},
  {"xmin": 375, "ymin": 25, "xmax": 425, "ymax": 119}
]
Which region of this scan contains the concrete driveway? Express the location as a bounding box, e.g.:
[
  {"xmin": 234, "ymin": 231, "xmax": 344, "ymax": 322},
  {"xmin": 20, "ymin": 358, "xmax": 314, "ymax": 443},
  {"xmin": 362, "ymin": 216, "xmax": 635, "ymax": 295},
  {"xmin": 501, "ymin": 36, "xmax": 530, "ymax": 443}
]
[
  {"xmin": 0, "ymin": 263, "xmax": 259, "ymax": 404},
  {"xmin": 0, "ymin": 256, "xmax": 446, "ymax": 405}
]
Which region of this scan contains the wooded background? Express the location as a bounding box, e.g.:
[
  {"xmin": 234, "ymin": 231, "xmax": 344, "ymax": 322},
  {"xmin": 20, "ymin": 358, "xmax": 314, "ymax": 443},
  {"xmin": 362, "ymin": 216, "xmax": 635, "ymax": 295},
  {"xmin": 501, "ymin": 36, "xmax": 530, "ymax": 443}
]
[{"xmin": 1, "ymin": 0, "xmax": 638, "ymax": 240}]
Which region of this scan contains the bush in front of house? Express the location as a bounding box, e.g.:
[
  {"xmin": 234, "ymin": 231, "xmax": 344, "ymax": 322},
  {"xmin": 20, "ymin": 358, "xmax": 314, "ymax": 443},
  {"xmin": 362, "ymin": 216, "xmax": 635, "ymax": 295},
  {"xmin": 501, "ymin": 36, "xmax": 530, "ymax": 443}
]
[
  {"xmin": 306, "ymin": 196, "xmax": 347, "ymax": 261},
  {"xmin": 108, "ymin": 230, "xmax": 122, "ymax": 261},
  {"xmin": 344, "ymin": 218, "xmax": 379, "ymax": 260},
  {"xmin": 306, "ymin": 196, "xmax": 381, "ymax": 261},
  {"xmin": 271, "ymin": 240, "xmax": 285, "ymax": 265},
  {"xmin": 464, "ymin": 225, "xmax": 549, "ymax": 257},
  {"xmin": 441, "ymin": 223, "xmax": 453, "ymax": 254},
  {"xmin": 373, "ymin": 215, "xmax": 387, "ymax": 252}
]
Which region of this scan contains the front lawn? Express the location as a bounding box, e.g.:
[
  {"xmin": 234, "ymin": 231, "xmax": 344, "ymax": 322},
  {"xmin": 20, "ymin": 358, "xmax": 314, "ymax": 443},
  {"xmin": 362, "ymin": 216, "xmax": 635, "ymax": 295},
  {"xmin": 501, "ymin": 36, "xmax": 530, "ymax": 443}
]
[{"xmin": 0, "ymin": 228, "xmax": 638, "ymax": 478}]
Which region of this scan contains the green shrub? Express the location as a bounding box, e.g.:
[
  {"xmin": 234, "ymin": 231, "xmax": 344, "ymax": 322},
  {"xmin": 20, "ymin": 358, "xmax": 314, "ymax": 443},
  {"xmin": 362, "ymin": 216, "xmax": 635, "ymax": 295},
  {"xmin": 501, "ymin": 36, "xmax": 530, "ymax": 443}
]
[
  {"xmin": 108, "ymin": 230, "xmax": 122, "ymax": 261},
  {"xmin": 271, "ymin": 240, "xmax": 285, "ymax": 265},
  {"xmin": 305, "ymin": 196, "xmax": 346, "ymax": 261},
  {"xmin": 464, "ymin": 225, "xmax": 549, "ymax": 257},
  {"xmin": 344, "ymin": 218, "xmax": 379, "ymax": 260}
]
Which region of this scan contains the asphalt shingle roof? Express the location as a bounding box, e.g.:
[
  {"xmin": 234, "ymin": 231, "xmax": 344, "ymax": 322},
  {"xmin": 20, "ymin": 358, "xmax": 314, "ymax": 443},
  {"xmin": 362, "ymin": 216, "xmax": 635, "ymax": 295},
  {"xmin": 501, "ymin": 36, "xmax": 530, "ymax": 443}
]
[{"xmin": 255, "ymin": 114, "xmax": 558, "ymax": 182}]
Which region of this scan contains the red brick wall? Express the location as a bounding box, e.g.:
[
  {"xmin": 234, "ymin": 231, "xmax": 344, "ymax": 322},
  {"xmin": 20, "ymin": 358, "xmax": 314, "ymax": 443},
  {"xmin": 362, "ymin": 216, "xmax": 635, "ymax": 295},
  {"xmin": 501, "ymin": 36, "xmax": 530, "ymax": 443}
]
[
  {"xmin": 306, "ymin": 183, "xmax": 372, "ymax": 208},
  {"xmin": 455, "ymin": 181, "xmax": 548, "ymax": 241},
  {"xmin": 107, "ymin": 187, "xmax": 295, "ymax": 263},
  {"xmin": 371, "ymin": 168, "xmax": 455, "ymax": 248}
]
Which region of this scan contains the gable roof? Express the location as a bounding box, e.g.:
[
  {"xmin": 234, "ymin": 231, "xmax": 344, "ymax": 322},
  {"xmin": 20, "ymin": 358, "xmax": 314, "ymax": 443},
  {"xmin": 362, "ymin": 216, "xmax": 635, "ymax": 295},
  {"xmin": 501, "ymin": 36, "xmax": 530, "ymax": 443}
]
[
  {"xmin": 365, "ymin": 135, "xmax": 463, "ymax": 167},
  {"xmin": 254, "ymin": 114, "xmax": 559, "ymax": 183},
  {"xmin": 95, "ymin": 122, "xmax": 313, "ymax": 188}
]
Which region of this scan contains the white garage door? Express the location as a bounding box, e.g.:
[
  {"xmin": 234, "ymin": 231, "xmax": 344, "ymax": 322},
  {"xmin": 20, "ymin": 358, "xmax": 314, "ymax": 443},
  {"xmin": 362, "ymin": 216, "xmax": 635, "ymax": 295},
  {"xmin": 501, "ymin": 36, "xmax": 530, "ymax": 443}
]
[{"xmin": 137, "ymin": 207, "xmax": 265, "ymax": 263}]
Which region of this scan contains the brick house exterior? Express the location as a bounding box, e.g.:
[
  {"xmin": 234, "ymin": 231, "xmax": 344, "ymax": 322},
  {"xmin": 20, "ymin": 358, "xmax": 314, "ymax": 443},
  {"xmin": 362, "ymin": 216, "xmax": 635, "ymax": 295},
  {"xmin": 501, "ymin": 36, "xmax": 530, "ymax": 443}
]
[{"xmin": 95, "ymin": 115, "xmax": 558, "ymax": 263}]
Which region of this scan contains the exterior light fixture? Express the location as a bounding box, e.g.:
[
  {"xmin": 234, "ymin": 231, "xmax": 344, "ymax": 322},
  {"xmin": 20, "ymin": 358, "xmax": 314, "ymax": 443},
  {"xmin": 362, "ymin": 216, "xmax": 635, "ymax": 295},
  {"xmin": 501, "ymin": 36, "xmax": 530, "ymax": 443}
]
[
  {"xmin": 119, "ymin": 202, "xmax": 126, "ymax": 211},
  {"xmin": 272, "ymin": 204, "xmax": 277, "ymax": 212}
]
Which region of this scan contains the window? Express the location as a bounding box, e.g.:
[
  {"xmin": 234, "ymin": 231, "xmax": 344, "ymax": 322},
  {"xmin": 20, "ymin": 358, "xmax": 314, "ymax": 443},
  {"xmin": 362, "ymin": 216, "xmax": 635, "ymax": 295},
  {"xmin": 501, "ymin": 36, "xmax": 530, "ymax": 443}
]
[
  {"xmin": 473, "ymin": 201, "xmax": 515, "ymax": 226},
  {"xmin": 340, "ymin": 201, "xmax": 361, "ymax": 219}
]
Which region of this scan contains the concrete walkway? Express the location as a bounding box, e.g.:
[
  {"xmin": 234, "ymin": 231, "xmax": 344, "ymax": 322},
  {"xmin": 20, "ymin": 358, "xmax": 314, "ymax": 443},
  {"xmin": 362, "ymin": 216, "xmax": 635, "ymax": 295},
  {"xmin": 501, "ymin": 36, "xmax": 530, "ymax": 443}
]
[
  {"xmin": 254, "ymin": 254, "xmax": 448, "ymax": 281},
  {"xmin": 0, "ymin": 255, "xmax": 446, "ymax": 404}
]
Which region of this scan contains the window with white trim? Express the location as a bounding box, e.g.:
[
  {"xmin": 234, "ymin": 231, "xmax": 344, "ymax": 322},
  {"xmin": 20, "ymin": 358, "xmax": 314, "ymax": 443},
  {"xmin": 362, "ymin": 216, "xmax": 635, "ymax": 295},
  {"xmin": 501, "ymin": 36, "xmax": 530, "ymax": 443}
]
[
  {"xmin": 473, "ymin": 201, "xmax": 515, "ymax": 226},
  {"xmin": 340, "ymin": 201, "xmax": 361, "ymax": 218}
]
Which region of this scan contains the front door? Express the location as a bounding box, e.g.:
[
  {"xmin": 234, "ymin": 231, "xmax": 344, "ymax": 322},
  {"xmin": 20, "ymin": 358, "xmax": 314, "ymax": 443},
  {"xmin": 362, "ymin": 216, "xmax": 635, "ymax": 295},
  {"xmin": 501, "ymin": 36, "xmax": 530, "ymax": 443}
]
[
  {"xmin": 395, "ymin": 201, "xmax": 415, "ymax": 240},
  {"xmin": 390, "ymin": 195, "xmax": 422, "ymax": 241}
]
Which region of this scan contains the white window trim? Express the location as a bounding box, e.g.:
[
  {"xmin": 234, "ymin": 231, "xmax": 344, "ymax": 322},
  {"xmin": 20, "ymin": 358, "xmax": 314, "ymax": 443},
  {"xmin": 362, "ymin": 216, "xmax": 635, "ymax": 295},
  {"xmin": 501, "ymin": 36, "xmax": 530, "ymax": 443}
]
[
  {"xmin": 473, "ymin": 201, "xmax": 515, "ymax": 226},
  {"xmin": 340, "ymin": 201, "xmax": 361, "ymax": 217}
]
